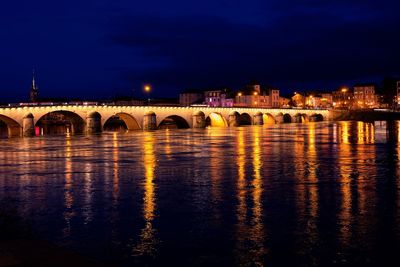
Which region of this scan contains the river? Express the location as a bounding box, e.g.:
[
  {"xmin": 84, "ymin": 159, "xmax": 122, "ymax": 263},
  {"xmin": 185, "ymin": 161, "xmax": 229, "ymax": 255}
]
[{"xmin": 1, "ymin": 121, "xmax": 400, "ymax": 266}]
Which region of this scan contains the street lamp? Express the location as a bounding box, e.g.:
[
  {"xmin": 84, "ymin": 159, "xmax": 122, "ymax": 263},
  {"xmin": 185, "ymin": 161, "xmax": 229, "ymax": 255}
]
[{"xmin": 144, "ymin": 84, "xmax": 152, "ymax": 105}]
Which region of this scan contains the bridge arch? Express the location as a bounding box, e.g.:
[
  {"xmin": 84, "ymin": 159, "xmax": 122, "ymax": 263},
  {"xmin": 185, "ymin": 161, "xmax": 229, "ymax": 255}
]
[
  {"xmin": 310, "ymin": 113, "xmax": 324, "ymax": 121},
  {"xmin": 283, "ymin": 113, "xmax": 292, "ymax": 123},
  {"xmin": 35, "ymin": 110, "xmax": 85, "ymax": 135},
  {"xmin": 0, "ymin": 115, "xmax": 21, "ymax": 137},
  {"xmin": 158, "ymin": 115, "xmax": 190, "ymax": 129},
  {"xmin": 239, "ymin": 113, "xmax": 252, "ymax": 125},
  {"xmin": 263, "ymin": 113, "xmax": 275, "ymax": 124},
  {"xmin": 88, "ymin": 111, "xmax": 101, "ymax": 119},
  {"xmin": 205, "ymin": 112, "xmax": 227, "ymax": 127},
  {"xmin": 103, "ymin": 112, "xmax": 141, "ymax": 131},
  {"xmin": 294, "ymin": 113, "xmax": 309, "ymax": 123}
]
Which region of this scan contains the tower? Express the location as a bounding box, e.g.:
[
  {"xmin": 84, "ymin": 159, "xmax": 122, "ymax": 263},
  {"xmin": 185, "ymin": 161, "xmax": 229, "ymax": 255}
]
[
  {"xmin": 397, "ymin": 81, "xmax": 400, "ymax": 108},
  {"xmin": 30, "ymin": 70, "xmax": 39, "ymax": 102}
]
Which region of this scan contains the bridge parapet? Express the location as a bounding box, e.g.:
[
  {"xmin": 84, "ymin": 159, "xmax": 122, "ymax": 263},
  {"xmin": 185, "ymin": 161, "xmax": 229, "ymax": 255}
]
[{"xmin": 0, "ymin": 105, "xmax": 329, "ymax": 137}]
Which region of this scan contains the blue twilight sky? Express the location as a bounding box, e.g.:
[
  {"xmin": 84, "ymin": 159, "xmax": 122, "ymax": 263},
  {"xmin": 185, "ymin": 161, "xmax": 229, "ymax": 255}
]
[{"xmin": 1, "ymin": 0, "xmax": 399, "ymax": 101}]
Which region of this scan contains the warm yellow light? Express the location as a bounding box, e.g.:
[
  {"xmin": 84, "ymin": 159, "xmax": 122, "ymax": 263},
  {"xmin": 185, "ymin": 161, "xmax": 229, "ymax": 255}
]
[
  {"xmin": 209, "ymin": 113, "xmax": 226, "ymax": 127},
  {"xmin": 238, "ymin": 92, "xmax": 242, "ymax": 97},
  {"xmin": 341, "ymin": 88, "xmax": 348, "ymax": 93},
  {"xmin": 144, "ymin": 85, "xmax": 151, "ymax": 92},
  {"xmin": 253, "ymin": 92, "xmax": 258, "ymax": 95}
]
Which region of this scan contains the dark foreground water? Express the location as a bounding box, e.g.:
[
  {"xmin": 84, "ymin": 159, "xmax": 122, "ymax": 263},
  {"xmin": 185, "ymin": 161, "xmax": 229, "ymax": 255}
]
[{"xmin": 1, "ymin": 121, "xmax": 400, "ymax": 266}]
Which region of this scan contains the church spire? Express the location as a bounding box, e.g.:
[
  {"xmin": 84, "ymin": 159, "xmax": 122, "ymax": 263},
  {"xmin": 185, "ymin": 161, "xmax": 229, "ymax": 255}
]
[{"xmin": 30, "ymin": 69, "xmax": 39, "ymax": 102}]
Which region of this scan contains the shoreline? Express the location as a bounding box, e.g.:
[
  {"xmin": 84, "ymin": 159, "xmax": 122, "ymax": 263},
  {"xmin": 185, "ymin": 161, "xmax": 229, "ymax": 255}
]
[{"xmin": 331, "ymin": 110, "xmax": 400, "ymax": 122}]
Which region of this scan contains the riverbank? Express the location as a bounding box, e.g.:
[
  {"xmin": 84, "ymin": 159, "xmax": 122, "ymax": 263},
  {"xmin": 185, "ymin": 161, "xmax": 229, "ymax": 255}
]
[{"xmin": 331, "ymin": 109, "xmax": 400, "ymax": 121}]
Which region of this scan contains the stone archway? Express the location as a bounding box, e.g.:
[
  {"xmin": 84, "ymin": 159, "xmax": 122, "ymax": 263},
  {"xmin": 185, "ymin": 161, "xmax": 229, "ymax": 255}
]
[
  {"xmin": 239, "ymin": 113, "xmax": 252, "ymax": 126},
  {"xmin": 205, "ymin": 112, "xmax": 227, "ymax": 127},
  {"xmin": 104, "ymin": 113, "xmax": 141, "ymax": 132},
  {"xmin": 35, "ymin": 111, "xmax": 85, "ymax": 135},
  {"xmin": 158, "ymin": 115, "xmax": 190, "ymax": 129},
  {"xmin": 294, "ymin": 113, "xmax": 309, "ymax": 123},
  {"xmin": 283, "ymin": 113, "xmax": 292, "ymax": 123},
  {"xmin": 263, "ymin": 113, "xmax": 275, "ymax": 124},
  {"xmin": 0, "ymin": 115, "xmax": 21, "ymax": 137}
]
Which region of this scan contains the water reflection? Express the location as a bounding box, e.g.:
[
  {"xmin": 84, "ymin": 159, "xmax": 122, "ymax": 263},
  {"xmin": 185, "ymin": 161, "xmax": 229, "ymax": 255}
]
[
  {"xmin": 250, "ymin": 127, "xmax": 266, "ymax": 262},
  {"xmin": 235, "ymin": 127, "xmax": 266, "ymax": 265},
  {"xmin": 1, "ymin": 122, "xmax": 400, "ymax": 266},
  {"xmin": 335, "ymin": 121, "xmax": 378, "ymax": 261},
  {"xmin": 63, "ymin": 136, "xmax": 74, "ymax": 237},
  {"xmin": 112, "ymin": 133, "xmax": 120, "ymax": 203},
  {"xmin": 132, "ymin": 132, "xmax": 158, "ymax": 257}
]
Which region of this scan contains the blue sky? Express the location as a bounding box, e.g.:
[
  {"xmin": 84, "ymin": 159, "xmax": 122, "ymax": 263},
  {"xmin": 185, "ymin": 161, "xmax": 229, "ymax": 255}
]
[{"xmin": 1, "ymin": 0, "xmax": 399, "ymax": 101}]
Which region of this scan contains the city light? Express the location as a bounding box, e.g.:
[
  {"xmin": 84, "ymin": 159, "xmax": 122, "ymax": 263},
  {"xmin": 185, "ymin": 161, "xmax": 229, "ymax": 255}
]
[{"xmin": 144, "ymin": 84, "xmax": 151, "ymax": 92}]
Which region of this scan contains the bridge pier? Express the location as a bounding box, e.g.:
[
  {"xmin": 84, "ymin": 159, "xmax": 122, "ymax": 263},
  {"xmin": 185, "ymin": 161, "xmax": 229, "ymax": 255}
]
[
  {"xmin": 228, "ymin": 113, "xmax": 240, "ymax": 127},
  {"xmin": 275, "ymin": 114, "xmax": 284, "ymax": 124},
  {"xmin": 86, "ymin": 112, "xmax": 102, "ymax": 134},
  {"xmin": 253, "ymin": 112, "xmax": 263, "ymax": 125},
  {"xmin": 22, "ymin": 113, "xmax": 35, "ymax": 137},
  {"xmin": 143, "ymin": 112, "xmax": 157, "ymax": 130},
  {"xmin": 294, "ymin": 115, "xmax": 302, "ymax": 123},
  {"xmin": 192, "ymin": 111, "xmax": 206, "ymax": 128}
]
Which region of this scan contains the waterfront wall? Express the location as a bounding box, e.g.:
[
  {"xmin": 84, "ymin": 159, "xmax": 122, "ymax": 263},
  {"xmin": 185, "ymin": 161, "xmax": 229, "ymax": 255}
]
[{"xmin": 331, "ymin": 110, "xmax": 400, "ymax": 121}]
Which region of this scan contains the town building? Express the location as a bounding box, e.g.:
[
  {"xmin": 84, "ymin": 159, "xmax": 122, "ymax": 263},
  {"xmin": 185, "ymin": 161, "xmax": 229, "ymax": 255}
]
[
  {"xmin": 352, "ymin": 84, "xmax": 378, "ymax": 109},
  {"xmin": 234, "ymin": 83, "xmax": 280, "ymax": 108},
  {"xmin": 291, "ymin": 92, "xmax": 306, "ymax": 107},
  {"xmin": 179, "ymin": 91, "xmax": 204, "ymax": 106},
  {"xmin": 305, "ymin": 93, "xmax": 333, "ymax": 109},
  {"xmin": 204, "ymin": 89, "xmax": 234, "ymax": 107},
  {"xmin": 279, "ymin": 97, "xmax": 290, "ymax": 108},
  {"xmin": 332, "ymin": 88, "xmax": 353, "ymax": 109}
]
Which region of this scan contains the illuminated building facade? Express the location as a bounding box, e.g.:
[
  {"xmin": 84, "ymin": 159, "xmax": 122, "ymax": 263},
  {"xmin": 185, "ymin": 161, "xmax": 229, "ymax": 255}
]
[
  {"xmin": 204, "ymin": 90, "xmax": 234, "ymax": 107},
  {"xmin": 179, "ymin": 92, "xmax": 204, "ymax": 106},
  {"xmin": 235, "ymin": 83, "xmax": 280, "ymax": 108},
  {"xmin": 305, "ymin": 93, "xmax": 333, "ymax": 109},
  {"xmin": 352, "ymin": 84, "xmax": 378, "ymax": 109},
  {"xmin": 332, "ymin": 89, "xmax": 353, "ymax": 109},
  {"xmin": 291, "ymin": 92, "xmax": 306, "ymax": 107}
]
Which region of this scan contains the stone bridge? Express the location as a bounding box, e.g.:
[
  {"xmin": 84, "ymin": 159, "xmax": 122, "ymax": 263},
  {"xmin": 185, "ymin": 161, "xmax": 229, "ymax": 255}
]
[{"xmin": 0, "ymin": 105, "xmax": 330, "ymax": 137}]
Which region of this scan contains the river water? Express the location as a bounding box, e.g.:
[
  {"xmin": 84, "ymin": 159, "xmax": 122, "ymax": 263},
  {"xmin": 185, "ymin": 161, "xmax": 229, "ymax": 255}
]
[{"xmin": 1, "ymin": 121, "xmax": 400, "ymax": 266}]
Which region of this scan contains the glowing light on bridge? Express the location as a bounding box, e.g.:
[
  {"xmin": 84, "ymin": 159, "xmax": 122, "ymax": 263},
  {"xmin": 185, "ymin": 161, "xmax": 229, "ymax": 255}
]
[{"xmin": 208, "ymin": 113, "xmax": 227, "ymax": 127}]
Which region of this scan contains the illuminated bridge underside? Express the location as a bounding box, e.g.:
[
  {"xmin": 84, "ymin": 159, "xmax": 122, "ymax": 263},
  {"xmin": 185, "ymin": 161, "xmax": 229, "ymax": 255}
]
[{"xmin": 0, "ymin": 105, "xmax": 330, "ymax": 137}]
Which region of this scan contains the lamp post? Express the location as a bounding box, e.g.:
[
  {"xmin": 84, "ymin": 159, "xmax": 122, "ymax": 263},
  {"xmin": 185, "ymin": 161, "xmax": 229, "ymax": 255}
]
[{"xmin": 144, "ymin": 84, "xmax": 151, "ymax": 105}]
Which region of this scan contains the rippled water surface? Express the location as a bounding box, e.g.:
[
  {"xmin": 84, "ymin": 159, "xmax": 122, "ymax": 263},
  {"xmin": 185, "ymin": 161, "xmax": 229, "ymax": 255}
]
[{"xmin": 1, "ymin": 121, "xmax": 400, "ymax": 266}]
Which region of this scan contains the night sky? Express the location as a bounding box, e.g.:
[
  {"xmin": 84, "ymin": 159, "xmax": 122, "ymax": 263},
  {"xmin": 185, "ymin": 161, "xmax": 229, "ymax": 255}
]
[{"xmin": 1, "ymin": 0, "xmax": 399, "ymax": 102}]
